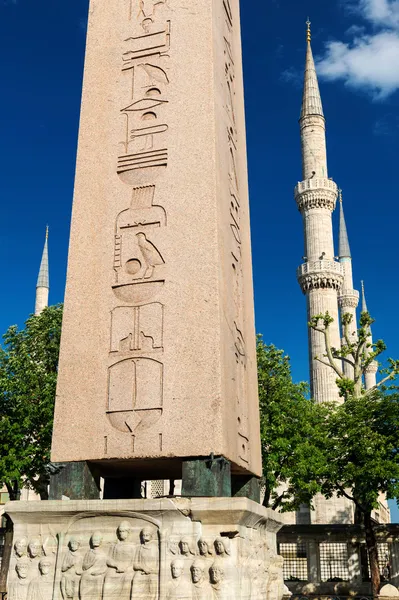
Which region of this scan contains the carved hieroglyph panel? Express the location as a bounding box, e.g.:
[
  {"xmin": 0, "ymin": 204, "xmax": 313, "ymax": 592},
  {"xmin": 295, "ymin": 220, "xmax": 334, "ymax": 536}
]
[
  {"xmin": 111, "ymin": 303, "xmax": 164, "ymax": 354},
  {"xmin": 107, "ymin": 357, "xmax": 163, "ymax": 433},
  {"xmin": 119, "ymin": 2, "xmax": 172, "ymax": 186},
  {"xmin": 113, "ymin": 186, "xmax": 166, "ymax": 305}
]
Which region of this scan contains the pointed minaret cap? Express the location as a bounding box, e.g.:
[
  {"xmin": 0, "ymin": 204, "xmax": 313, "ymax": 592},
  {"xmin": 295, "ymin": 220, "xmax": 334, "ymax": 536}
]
[
  {"xmin": 300, "ymin": 19, "xmax": 324, "ymax": 120},
  {"xmin": 36, "ymin": 226, "xmax": 49, "ymax": 289},
  {"xmin": 361, "ymin": 280, "xmax": 368, "ymax": 313},
  {"xmin": 338, "ymin": 190, "xmax": 351, "ymax": 259}
]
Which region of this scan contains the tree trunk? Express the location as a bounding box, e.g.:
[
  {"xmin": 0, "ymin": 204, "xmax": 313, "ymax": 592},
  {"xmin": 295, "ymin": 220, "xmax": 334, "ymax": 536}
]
[{"xmin": 364, "ymin": 510, "xmax": 380, "ymax": 597}]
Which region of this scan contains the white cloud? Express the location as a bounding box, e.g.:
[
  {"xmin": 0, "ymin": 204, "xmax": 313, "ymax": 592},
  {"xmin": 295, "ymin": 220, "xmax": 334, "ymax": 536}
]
[{"xmin": 316, "ymin": 0, "xmax": 399, "ymax": 99}]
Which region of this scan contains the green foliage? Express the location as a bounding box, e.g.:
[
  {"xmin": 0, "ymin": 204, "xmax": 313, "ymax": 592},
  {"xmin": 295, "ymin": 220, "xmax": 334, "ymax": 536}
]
[
  {"xmin": 0, "ymin": 305, "xmax": 63, "ymax": 500},
  {"xmin": 320, "ymin": 390, "xmax": 399, "ymax": 512},
  {"xmin": 257, "ymin": 336, "xmax": 328, "ymax": 511}
]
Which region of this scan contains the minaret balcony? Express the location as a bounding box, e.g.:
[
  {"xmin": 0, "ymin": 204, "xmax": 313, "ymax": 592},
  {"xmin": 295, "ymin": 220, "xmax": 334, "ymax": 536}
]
[
  {"xmin": 297, "ymin": 259, "xmax": 344, "ymax": 294},
  {"xmin": 338, "ymin": 289, "xmax": 360, "ymax": 309},
  {"xmin": 295, "ymin": 178, "xmax": 338, "ymax": 212}
]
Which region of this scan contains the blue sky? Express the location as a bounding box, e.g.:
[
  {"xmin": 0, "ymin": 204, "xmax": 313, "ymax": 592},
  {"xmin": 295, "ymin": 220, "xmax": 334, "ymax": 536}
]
[{"xmin": 0, "ymin": 0, "xmax": 398, "ymax": 517}]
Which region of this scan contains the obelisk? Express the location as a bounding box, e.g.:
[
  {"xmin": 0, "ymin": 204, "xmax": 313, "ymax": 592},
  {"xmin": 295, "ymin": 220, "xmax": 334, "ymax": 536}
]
[
  {"xmin": 5, "ymin": 2, "xmax": 284, "ymax": 599},
  {"xmin": 51, "ymin": 0, "xmax": 261, "ymax": 490}
]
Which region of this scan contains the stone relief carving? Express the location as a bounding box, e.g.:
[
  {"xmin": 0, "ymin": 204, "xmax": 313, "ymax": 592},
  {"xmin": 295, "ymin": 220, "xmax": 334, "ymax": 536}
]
[
  {"xmin": 197, "ymin": 539, "xmax": 213, "ymax": 560},
  {"xmin": 10, "ymin": 518, "xmax": 284, "ymax": 600},
  {"xmin": 191, "ymin": 560, "xmax": 212, "ymax": 600},
  {"xmin": 166, "ymin": 559, "xmax": 191, "ymax": 599},
  {"xmin": 14, "ymin": 538, "xmax": 28, "ymax": 559},
  {"xmin": 27, "ymin": 558, "xmax": 53, "ymax": 600},
  {"xmin": 210, "ymin": 560, "xmax": 229, "ymax": 600},
  {"xmin": 111, "ymin": 303, "xmax": 164, "ymax": 354},
  {"xmin": 113, "ymin": 187, "xmax": 166, "ymax": 305},
  {"xmin": 179, "ymin": 537, "xmax": 196, "ymax": 559},
  {"xmin": 120, "ymin": 1, "xmax": 171, "ymax": 185},
  {"xmin": 107, "ymin": 357, "xmax": 163, "ymax": 433},
  {"xmin": 79, "ymin": 532, "xmax": 108, "ymax": 600},
  {"xmin": 132, "ymin": 528, "xmax": 159, "ymax": 599},
  {"xmin": 103, "ymin": 522, "xmax": 135, "ymax": 600},
  {"xmin": 60, "ymin": 537, "xmax": 82, "ymax": 600},
  {"xmin": 9, "ymin": 560, "xmax": 31, "ymax": 600}
]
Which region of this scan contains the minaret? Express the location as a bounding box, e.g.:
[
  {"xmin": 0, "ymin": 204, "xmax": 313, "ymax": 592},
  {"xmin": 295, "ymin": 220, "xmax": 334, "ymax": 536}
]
[
  {"xmin": 361, "ymin": 281, "xmax": 378, "ymax": 389},
  {"xmin": 338, "ymin": 190, "xmax": 359, "ymax": 379},
  {"xmin": 295, "ymin": 20, "xmax": 343, "ymax": 404},
  {"xmin": 35, "ymin": 226, "xmax": 49, "ymax": 316}
]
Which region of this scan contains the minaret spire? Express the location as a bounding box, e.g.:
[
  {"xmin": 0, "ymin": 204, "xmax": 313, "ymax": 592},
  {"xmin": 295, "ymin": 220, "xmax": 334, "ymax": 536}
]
[
  {"xmin": 360, "ymin": 280, "xmax": 378, "ymax": 389},
  {"xmin": 361, "ymin": 280, "xmax": 368, "ymax": 312},
  {"xmin": 301, "ymin": 20, "xmax": 324, "ymax": 121},
  {"xmin": 338, "ymin": 190, "xmax": 351, "ymax": 259},
  {"xmin": 338, "ymin": 190, "xmax": 359, "ymax": 379},
  {"xmin": 35, "ymin": 226, "xmax": 50, "ymax": 316}
]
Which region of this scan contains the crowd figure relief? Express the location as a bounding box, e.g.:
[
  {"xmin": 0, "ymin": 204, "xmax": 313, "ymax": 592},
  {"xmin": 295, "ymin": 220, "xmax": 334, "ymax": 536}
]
[{"xmin": 10, "ymin": 526, "xmax": 281, "ymax": 600}]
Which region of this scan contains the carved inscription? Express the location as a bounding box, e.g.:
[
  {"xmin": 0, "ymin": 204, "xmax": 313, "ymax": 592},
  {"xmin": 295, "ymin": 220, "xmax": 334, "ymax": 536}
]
[
  {"xmin": 119, "ymin": 2, "xmax": 172, "ymax": 184},
  {"xmin": 219, "ymin": 0, "xmax": 251, "ymax": 464}
]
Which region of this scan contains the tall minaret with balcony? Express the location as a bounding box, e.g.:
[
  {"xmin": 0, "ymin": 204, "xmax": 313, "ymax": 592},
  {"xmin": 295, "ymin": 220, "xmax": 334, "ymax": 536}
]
[
  {"xmin": 295, "ymin": 21, "xmax": 343, "ymax": 403},
  {"xmin": 35, "ymin": 226, "xmax": 50, "ymax": 316},
  {"xmin": 361, "ymin": 281, "xmax": 378, "ymax": 390},
  {"xmin": 338, "ymin": 191, "xmax": 359, "ymax": 379}
]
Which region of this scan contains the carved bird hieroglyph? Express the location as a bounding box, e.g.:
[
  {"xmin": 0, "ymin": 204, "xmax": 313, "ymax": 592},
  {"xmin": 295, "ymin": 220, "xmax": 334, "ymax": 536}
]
[{"xmin": 136, "ymin": 232, "xmax": 164, "ymax": 279}]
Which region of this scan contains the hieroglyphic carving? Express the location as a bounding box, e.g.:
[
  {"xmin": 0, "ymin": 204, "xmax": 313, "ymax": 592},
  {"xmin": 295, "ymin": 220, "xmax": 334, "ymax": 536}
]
[
  {"xmin": 111, "ymin": 303, "xmax": 164, "ymax": 354},
  {"xmin": 219, "ymin": 1, "xmax": 250, "ymax": 462},
  {"xmin": 109, "ymin": 186, "xmax": 166, "ymax": 436},
  {"xmin": 119, "ymin": 2, "xmax": 172, "ymax": 185},
  {"xmin": 113, "ymin": 186, "xmax": 166, "ymax": 304},
  {"xmin": 107, "ymin": 357, "xmax": 163, "ymax": 433}
]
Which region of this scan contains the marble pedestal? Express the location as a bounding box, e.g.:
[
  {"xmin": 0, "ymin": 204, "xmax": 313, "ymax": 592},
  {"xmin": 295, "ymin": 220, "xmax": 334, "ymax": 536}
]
[{"xmin": 6, "ymin": 497, "xmax": 283, "ymax": 600}]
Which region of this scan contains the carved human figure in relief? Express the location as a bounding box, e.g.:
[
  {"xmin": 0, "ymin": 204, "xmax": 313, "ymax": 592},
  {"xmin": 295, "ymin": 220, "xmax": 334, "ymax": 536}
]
[
  {"xmin": 214, "ymin": 538, "xmax": 231, "ymax": 559},
  {"xmin": 166, "ymin": 559, "xmax": 191, "ymax": 600},
  {"xmin": 9, "ymin": 560, "xmax": 30, "ymax": 600},
  {"xmin": 27, "ymin": 538, "xmax": 42, "ymax": 578},
  {"xmin": 179, "ymin": 537, "xmax": 195, "ymax": 559},
  {"xmin": 209, "ymin": 561, "xmax": 230, "ymax": 600},
  {"xmin": 14, "ymin": 538, "xmax": 28, "ymax": 559},
  {"xmin": 60, "ymin": 537, "xmax": 83, "ymax": 600},
  {"xmin": 131, "ymin": 528, "xmax": 159, "ymax": 599},
  {"xmin": 79, "ymin": 532, "xmax": 107, "ymax": 600},
  {"xmin": 27, "ymin": 557, "xmax": 53, "ymax": 600},
  {"xmin": 103, "ymin": 522, "xmax": 135, "ymax": 600},
  {"xmin": 197, "ymin": 539, "xmax": 213, "ymax": 561},
  {"xmin": 191, "ymin": 560, "xmax": 211, "ymax": 600}
]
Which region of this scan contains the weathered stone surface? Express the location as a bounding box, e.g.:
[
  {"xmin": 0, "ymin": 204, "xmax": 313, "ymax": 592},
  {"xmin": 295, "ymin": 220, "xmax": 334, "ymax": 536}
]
[
  {"xmin": 380, "ymin": 584, "xmax": 399, "ymax": 597},
  {"xmin": 6, "ymin": 498, "xmax": 283, "ymax": 600},
  {"xmin": 51, "ymin": 0, "xmax": 261, "ymax": 480}
]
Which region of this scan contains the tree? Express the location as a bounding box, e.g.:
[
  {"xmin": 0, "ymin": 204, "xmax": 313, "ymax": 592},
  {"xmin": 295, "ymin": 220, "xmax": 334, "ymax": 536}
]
[
  {"xmin": 257, "ymin": 336, "xmax": 328, "ymax": 512},
  {"xmin": 0, "ymin": 304, "xmax": 63, "ymax": 590},
  {"xmin": 309, "ymin": 311, "xmax": 399, "ymax": 596}
]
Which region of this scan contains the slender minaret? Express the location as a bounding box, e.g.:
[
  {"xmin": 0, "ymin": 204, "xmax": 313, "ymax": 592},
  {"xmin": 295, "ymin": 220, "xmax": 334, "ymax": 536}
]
[
  {"xmin": 338, "ymin": 190, "xmax": 359, "ymax": 379},
  {"xmin": 295, "ymin": 20, "xmax": 343, "ymax": 404},
  {"xmin": 35, "ymin": 226, "xmax": 49, "ymax": 316},
  {"xmin": 361, "ymin": 281, "xmax": 378, "ymax": 389}
]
